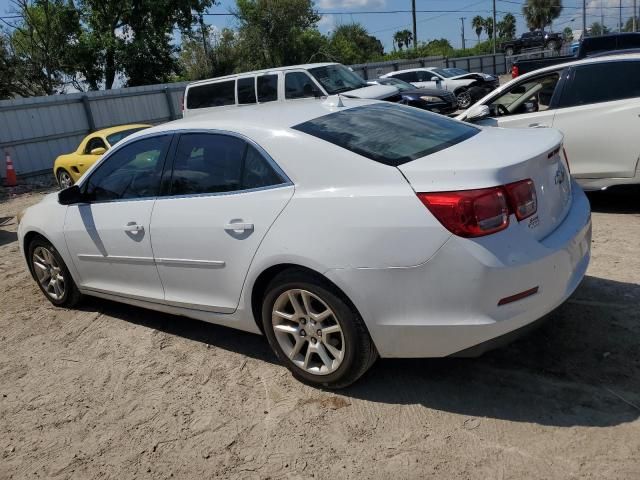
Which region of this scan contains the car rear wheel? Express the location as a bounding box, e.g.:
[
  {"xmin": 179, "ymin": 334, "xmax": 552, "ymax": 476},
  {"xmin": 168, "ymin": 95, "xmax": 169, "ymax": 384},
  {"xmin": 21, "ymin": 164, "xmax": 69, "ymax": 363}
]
[
  {"xmin": 455, "ymin": 89, "xmax": 473, "ymax": 109},
  {"xmin": 261, "ymin": 269, "xmax": 377, "ymax": 388},
  {"xmin": 57, "ymin": 169, "xmax": 74, "ymax": 189},
  {"xmin": 28, "ymin": 237, "xmax": 82, "ymax": 307}
]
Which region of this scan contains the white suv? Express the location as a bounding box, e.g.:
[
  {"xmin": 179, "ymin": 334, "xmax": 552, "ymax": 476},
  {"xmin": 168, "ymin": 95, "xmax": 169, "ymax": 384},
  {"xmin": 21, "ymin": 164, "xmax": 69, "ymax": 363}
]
[{"xmin": 183, "ymin": 63, "xmax": 400, "ymax": 117}]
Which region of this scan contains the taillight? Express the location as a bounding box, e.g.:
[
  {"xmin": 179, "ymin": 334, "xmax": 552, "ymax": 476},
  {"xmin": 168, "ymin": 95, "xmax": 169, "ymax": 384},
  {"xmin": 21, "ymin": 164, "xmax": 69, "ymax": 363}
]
[
  {"xmin": 504, "ymin": 179, "xmax": 537, "ymax": 221},
  {"xmin": 418, "ymin": 179, "xmax": 538, "ymax": 238},
  {"xmin": 181, "ymin": 95, "xmax": 185, "ymax": 111},
  {"xmin": 511, "ymin": 65, "xmax": 519, "ymax": 78},
  {"xmin": 417, "ymin": 187, "xmax": 509, "ymax": 238}
]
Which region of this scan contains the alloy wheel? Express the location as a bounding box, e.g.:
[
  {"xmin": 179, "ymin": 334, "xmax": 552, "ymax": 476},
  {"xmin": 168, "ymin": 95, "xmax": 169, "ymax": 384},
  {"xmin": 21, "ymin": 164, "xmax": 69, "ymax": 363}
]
[
  {"xmin": 456, "ymin": 91, "xmax": 472, "ymax": 109},
  {"xmin": 58, "ymin": 171, "xmax": 73, "ymax": 189},
  {"xmin": 271, "ymin": 289, "xmax": 345, "ymax": 375},
  {"xmin": 32, "ymin": 246, "xmax": 66, "ymax": 300}
]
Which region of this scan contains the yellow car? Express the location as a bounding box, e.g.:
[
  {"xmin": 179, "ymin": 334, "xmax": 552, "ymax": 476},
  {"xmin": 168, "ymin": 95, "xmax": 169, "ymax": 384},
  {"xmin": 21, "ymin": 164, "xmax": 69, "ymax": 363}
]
[{"xmin": 53, "ymin": 124, "xmax": 150, "ymax": 188}]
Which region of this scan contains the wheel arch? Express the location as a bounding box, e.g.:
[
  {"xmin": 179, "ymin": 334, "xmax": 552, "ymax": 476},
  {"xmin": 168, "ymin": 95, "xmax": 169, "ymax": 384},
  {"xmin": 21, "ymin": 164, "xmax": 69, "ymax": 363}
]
[{"xmin": 22, "ymin": 230, "xmax": 53, "ymax": 279}]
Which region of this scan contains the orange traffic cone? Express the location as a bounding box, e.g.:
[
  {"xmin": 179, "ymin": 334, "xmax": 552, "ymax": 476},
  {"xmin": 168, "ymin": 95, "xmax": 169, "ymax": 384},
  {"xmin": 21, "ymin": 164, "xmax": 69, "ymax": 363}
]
[{"xmin": 4, "ymin": 151, "xmax": 17, "ymax": 187}]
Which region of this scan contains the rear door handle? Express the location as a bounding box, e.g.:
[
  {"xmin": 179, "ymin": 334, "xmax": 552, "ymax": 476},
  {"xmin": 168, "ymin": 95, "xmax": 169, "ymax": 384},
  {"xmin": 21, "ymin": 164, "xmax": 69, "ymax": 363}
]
[
  {"xmin": 124, "ymin": 223, "xmax": 144, "ymax": 233},
  {"xmin": 224, "ymin": 222, "xmax": 254, "ymax": 232}
]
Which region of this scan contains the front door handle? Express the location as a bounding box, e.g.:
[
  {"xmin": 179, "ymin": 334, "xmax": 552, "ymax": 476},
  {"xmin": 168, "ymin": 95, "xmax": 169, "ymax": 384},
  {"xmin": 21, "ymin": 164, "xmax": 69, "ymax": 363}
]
[
  {"xmin": 224, "ymin": 222, "xmax": 254, "ymax": 232},
  {"xmin": 124, "ymin": 223, "xmax": 144, "ymax": 233}
]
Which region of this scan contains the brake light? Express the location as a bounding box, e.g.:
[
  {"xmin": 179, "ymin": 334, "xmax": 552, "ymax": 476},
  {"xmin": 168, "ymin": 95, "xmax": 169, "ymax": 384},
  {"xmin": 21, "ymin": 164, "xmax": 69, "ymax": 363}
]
[
  {"xmin": 418, "ymin": 179, "xmax": 538, "ymax": 238},
  {"xmin": 511, "ymin": 65, "xmax": 519, "ymax": 78},
  {"xmin": 181, "ymin": 95, "xmax": 185, "ymax": 111},
  {"xmin": 417, "ymin": 187, "xmax": 509, "ymax": 238},
  {"xmin": 504, "ymin": 179, "xmax": 537, "ymax": 221}
]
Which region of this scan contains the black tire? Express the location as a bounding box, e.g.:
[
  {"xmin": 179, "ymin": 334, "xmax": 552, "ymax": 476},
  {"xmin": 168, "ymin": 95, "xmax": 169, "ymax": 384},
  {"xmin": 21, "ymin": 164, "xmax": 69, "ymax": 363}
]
[
  {"xmin": 261, "ymin": 269, "xmax": 377, "ymax": 389},
  {"xmin": 56, "ymin": 169, "xmax": 74, "ymax": 189},
  {"xmin": 455, "ymin": 88, "xmax": 473, "ymax": 109},
  {"xmin": 28, "ymin": 236, "xmax": 82, "ymax": 308}
]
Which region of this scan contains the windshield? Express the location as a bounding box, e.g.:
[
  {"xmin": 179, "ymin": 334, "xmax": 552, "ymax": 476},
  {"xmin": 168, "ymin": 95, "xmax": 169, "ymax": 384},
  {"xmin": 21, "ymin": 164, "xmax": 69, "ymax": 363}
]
[
  {"xmin": 433, "ymin": 68, "xmax": 468, "ymax": 78},
  {"xmin": 308, "ymin": 65, "xmax": 369, "ymax": 94},
  {"xmin": 292, "ymin": 103, "xmax": 479, "ymax": 167},
  {"xmin": 379, "ymin": 78, "xmax": 414, "ymax": 91},
  {"xmin": 107, "ymin": 127, "xmax": 148, "ymax": 146}
]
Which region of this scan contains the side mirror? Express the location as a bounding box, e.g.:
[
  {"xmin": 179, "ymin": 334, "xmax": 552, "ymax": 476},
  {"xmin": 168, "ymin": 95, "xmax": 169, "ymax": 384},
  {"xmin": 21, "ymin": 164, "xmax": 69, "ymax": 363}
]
[
  {"xmin": 90, "ymin": 147, "xmax": 106, "ymax": 155},
  {"xmin": 58, "ymin": 185, "xmax": 84, "ymax": 205},
  {"xmin": 431, "ymin": 76, "xmax": 443, "ymax": 88},
  {"xmin": 466, "ymin": 104, "xmax": 491, "ymax": 122}
]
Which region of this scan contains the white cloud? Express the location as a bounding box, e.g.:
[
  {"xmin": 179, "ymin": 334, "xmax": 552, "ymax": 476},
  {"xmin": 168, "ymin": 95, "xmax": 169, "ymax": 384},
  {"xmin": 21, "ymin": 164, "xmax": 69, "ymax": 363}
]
[{"xmin": 318, "ymin": 0, "xmax": 386, "ymax": 9}]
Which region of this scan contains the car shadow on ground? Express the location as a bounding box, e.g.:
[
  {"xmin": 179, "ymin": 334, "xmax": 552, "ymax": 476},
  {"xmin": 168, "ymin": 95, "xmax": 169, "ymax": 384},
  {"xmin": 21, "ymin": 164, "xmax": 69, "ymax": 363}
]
[
  {"xmin": 0, "ymin": 228, "xmax": 18, "ymax": 247},
  {"xmin": 587, "ymin": 185, "xmax": 640, "ymax": 214}
]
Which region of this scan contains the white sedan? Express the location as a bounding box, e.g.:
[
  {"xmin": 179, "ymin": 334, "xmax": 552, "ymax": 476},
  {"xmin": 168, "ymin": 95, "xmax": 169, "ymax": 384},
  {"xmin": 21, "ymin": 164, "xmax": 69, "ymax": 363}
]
[{"xmin": 17, "ymin": 98, "xmax": 591, "ymax": 388}]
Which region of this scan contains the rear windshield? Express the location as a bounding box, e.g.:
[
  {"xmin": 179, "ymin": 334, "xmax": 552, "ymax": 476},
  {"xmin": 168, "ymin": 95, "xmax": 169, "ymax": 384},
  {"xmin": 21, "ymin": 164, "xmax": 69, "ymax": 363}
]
[{"xmin": 292, "ymin": 103, "xmax": 478, "ymax": 166}]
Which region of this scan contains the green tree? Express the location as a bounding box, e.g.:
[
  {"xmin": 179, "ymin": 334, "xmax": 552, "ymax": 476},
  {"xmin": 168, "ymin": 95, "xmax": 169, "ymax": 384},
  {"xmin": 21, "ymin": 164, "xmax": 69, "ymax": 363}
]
[
  {"xmin": 233, "ymin": 0, "xmax": 320, "ymax": 70},
  {"xmin": 623, "ymin": 16, "xmax": 638, "ymax": 32},
  {"xmin": 563, "ymin": 26, "xmax": 573, "ymax": 41},
  {"xmin": 9, "ymin": 0, "xmax": 83, "ymax": 94},
  {"xmin": 522, "ymin": 0, "xmax": 563, "ymax": 31},
  {"xmin": 328, "ymin": 23, "xmax": 383, "ymax": 64},
  {"xmin": 393, "ymin": 29, "xmax": 413, "ymax": 50},
  {"xmin": 589, "ymin": 21, "xmax": 610, "ymax": 36},
  {"xmin": 484, "ymin": 17, "xmax": 494, "ymax": 40},
  {"xmin": 472, "ymin": 15, "xmax": 484, "ymax": 42},
  {"xmin": 497, "ymin": 13, "xmax": 516, "ymax": 39}
]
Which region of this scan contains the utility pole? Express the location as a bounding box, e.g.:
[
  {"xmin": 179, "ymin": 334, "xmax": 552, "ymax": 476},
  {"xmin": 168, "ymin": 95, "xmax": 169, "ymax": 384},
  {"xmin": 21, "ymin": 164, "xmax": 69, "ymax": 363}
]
[
  {"xmin": 635, "ymin": 0, "xmax": 638, "ymax": 32},
  {"xmin": 412, "ymin": 0, "xmax": 417, "ymax": 49},
  {"xmin": 583, "ymin": 0, "xmax": 587, "ymax": 35},
  {"xmin": 620, "ymin": 0, "xmax": 623, "ymax": 32},
  {"xmin": 492, "ymin": 0, "xmax": 497, "ymax": 54},
  {"xmin": 460, "ymin": 17, "xmax": 466, "ymax": 51}
]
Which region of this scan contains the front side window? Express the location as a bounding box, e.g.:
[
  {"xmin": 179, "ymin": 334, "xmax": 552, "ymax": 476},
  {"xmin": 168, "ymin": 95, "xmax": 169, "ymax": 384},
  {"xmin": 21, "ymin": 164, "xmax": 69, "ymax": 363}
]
[
  {"xmin": 237, "ymin": 77, "xmax": 257, "ymax": 104},
  {"xmin": 558, "ymin": 61, "xmax": 640, "ymax": 108},
  {"xmin": 187, "ymin": 81, "xmax": 235, "ymax": 109},
  {"xmin": 307, "ymin": 64, "xmax": 368, "ymax": 94},
  {"xmin": 415, "ymin": 70, "xmax": 435, "ymax": 82},
  {"xmin": 85, "ymin": 137, "xmax": 107, "ymax": 154},
  {"xmin": 84, "ymin": 135, "xmax": 171, "ymax": 202},
  {"xmin": 293, "ymin": 103, "xmax": 479, "ymax": 167},
  {"xmin": 170, "ymin": 133, "xmax": 284, "ymax": 196},
  {"xmin": 285, "ymin": 72, "xmax": 322, "ymax": 99},
  {"xmin": 488, "ymin": 72, "xmax": 560, "ymax": 116},
  {"xmin": 257, "ymin": 75, "xmax": 278, "ymax": 103}
]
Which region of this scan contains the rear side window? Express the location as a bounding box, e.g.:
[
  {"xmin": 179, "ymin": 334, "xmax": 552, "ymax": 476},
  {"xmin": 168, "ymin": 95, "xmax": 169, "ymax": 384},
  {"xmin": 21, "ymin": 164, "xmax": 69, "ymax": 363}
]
[
  {"xmin": 170, "ymin": 133, "xmax": 285, "ymax": 196},
  {"xmin": 285, "ymin": 72, "xmax": 322, "ymax": 99},
  {"xmin": 237, "ymin": 77, "xmax": 256, "ymax": 104},
  {"xmin": 292, "ymin": 103, "xmax": 479, "ymax": 167},
  {"xmin": 559, "ymin": 61, "xmax": 640, "ymax": 107},
  {"xmin": 187, "ymin": 81, "xmax": 235, "ymax": 109},
  {"xmin": 257, "ymin": 75, "xmax": 278, "ymax": 102},
  {"xmin": 394, "ymin": 71, "xmax": 417, "ymax": 82}
]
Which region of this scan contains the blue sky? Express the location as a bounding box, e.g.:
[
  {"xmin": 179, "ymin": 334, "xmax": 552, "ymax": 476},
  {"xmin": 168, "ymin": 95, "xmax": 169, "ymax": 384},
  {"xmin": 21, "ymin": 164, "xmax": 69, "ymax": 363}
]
[{"xmin": 1, "ymin": 0, "xmax": 638, "ymax": 51}]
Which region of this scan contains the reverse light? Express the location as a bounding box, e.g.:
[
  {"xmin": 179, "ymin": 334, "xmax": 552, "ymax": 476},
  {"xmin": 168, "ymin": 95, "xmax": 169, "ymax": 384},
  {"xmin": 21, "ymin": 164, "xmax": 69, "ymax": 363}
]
[
  {"xmin": 417, "ymin": 187, "xmax": 509, "ymax": 238},
  {"xmin": 417, "ymin": 179, "xmax": 538, "ymax": 238},
  {"xmin": 504, "ymin": 179, "xmax": 537, "ymax": 221}
]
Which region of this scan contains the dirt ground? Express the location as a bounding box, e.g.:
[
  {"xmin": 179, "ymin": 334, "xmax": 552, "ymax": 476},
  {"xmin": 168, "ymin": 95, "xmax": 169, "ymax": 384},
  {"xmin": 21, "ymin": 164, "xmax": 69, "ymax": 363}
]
[{"xmin": 0, "ymin": 187, "xmax": 639, "ymax": 480}]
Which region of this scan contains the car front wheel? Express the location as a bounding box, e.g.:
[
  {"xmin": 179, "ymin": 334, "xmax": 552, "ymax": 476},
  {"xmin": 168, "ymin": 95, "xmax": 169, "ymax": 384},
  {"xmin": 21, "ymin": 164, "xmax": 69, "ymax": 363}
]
[
  {"xmin": 57, "ymin": 169, "xmax": 74, "ymax": 189},
  {"xmin": 28, "ymin": 236, "xmax": 82, "ymax": 307},
  {"xmin": 455, "ymin": 89, "xmax": 473, "ymax": 109},
  {"xmin": 261, "ymin": 269, "xmax": 377, "ymax": 388}
]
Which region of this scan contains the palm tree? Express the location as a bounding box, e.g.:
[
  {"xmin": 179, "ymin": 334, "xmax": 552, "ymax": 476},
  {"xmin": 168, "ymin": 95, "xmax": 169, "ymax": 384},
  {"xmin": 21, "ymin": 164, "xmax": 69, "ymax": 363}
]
[
  {"xmin": 523, "ymin": 0, "xmax": 563, "ymax": 31},
  {"xmin": 497, "ymin": 13, "xmax": 516, "ymax": 39},
  {"xmin": 472, "ymin": 15, "xmax": 484, "ymax": 42},
  {"xmin": 484, "ymin": 17, "xmax": 494, "ymax": 40},
  {"xmin": 393, "ymin": 29, "xmax": 413, "ymax": 50}
]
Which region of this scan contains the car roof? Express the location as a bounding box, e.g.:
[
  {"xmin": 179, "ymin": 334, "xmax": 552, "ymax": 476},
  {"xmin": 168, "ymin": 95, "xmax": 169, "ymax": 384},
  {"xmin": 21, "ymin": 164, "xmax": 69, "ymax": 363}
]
[
  {"xmin": 187, "ymin": 63, "xmax": 338, "ymax": 87},
  {"xmin": 94, "ymin": 124, "xmax": 150, "ymax": 137},
  {"xmin": 388, "ymin": 67, "xmax": 435, "ymax": 74},
  {"xmin": 516, "ymin": 52, "xmax": 640, "ymax": 78},
  {"xmin": 128, "ymin": 97, "xmax": 381, "ymax": 143}
]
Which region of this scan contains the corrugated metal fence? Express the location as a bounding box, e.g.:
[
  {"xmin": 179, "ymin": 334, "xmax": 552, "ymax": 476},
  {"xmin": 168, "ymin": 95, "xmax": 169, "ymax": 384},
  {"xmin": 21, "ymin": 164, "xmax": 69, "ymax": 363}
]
[{"xmin": 0, "ymin": 52, "xmax": 506, "ymax": 180}]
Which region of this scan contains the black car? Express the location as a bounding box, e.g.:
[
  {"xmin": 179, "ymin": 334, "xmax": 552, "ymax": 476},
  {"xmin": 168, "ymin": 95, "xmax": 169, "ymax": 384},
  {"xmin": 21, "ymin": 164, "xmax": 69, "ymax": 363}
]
[
  {"xmin": 369, "ymin": 77, "xmax": 458, "ymax": 114},
  {"xmin": 501, "ymin": 30, "xmax": 564, "ymax": 56}
]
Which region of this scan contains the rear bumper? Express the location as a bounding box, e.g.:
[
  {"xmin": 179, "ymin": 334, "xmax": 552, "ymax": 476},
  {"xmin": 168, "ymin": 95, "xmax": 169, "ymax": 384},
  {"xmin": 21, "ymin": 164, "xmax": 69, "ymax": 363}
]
[{"xmin": 326, "ymin": 181, "xmax": 591, "ymax": 358}]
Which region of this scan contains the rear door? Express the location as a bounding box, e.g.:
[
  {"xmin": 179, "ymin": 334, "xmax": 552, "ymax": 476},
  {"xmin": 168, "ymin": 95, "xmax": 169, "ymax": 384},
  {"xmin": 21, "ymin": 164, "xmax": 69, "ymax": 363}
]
[
  {"xmin": 150, "ymin": 132, "xmax": 293, "ymax": 313},
  {"xmin": 551, "ymin": 60, "xmax": 640, "ymax": 179}
]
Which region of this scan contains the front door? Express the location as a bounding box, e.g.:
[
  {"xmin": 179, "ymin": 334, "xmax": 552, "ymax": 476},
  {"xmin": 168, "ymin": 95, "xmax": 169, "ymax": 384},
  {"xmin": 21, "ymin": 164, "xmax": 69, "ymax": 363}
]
[
  {"xmin": 64, "ymin": 134, "xmax": 172, "ymax": 300},
  {"xmin": 150, "ymin": 132, "xmax": 293, "ymax": 313}
]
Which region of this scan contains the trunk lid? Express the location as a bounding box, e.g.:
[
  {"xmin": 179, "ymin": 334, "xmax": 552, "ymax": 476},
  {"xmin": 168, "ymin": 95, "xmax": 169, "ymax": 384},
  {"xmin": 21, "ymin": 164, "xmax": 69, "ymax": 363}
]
[{"xmin": 398, "ymin": 127, "xmax": 572, "ymax": 240}]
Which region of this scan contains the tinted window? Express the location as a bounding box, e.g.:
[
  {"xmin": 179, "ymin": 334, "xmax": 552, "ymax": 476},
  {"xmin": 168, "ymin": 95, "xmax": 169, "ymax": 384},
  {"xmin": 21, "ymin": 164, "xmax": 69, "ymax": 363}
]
[
  {"xmin": 415, "ymin": 70, "xmax": 434, "ymax": 82},
  {"xmin": 559, "ymin": 61, "xmax": 640, "ymax": 107},
  {"xmin": 395, "ymin": 71, "xmax": 417, "ymax": 82},
  {"xmin": 257, "ymin": 75, "xmax": 278, "ymax": 102},
  {"xmin": 85, "ymin": 135, "xmax": 171, "ymax": 202},
  {"xmin": 170, "ymin": 134, "xmax": 284, "ymax": 195},
  {"xmin": 187, "ymin": 81, "xmax": 235, "ymax": 109},
  {"xmin": 106, "ymin": 127, "xmax": 148, "ymax": 145},
  {"xmin": 292, "ymin": 103, "xmax": 479, "ymax": 167},
  {"xmin": 285, "ymin": 72, "xmax": 322, "ymax": 99},
  {"xmin": 308, "ymin": 64, "xmax": 368, "ymax": 94},
  {"xmin": 85, "ymin": 137, "xmax": 107, "ymax": 154},
  {"xmin": 237, "ymin": 77, "xmax": 256, "ymax": 104}
]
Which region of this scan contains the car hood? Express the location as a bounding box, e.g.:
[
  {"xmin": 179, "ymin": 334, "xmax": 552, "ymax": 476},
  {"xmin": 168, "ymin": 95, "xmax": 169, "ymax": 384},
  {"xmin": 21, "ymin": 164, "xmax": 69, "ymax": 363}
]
[{"xmin": 344, "ymin": 84, "xmax": 399, "ymax": 99}]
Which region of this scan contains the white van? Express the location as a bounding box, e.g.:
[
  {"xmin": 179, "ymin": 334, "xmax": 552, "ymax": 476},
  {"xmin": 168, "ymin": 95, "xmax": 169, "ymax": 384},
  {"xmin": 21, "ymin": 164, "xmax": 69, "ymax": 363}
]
[{"xmin": 183, "ymin": 63, "xmax": 401, "ymax": 117}]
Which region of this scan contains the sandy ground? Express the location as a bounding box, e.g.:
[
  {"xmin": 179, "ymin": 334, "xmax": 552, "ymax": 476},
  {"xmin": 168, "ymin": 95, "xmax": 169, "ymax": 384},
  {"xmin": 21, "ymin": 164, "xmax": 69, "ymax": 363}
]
[{"xmin": 0, "ymin": 187, "xmax": 639, "ymax": 480}]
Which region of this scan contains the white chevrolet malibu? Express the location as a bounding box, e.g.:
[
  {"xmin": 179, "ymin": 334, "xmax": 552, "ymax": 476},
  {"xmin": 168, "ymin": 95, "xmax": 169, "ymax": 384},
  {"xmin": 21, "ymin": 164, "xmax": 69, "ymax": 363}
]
[{"xmin": 18, "ymin": 98, "xmax": 591, "ymax": 388}]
